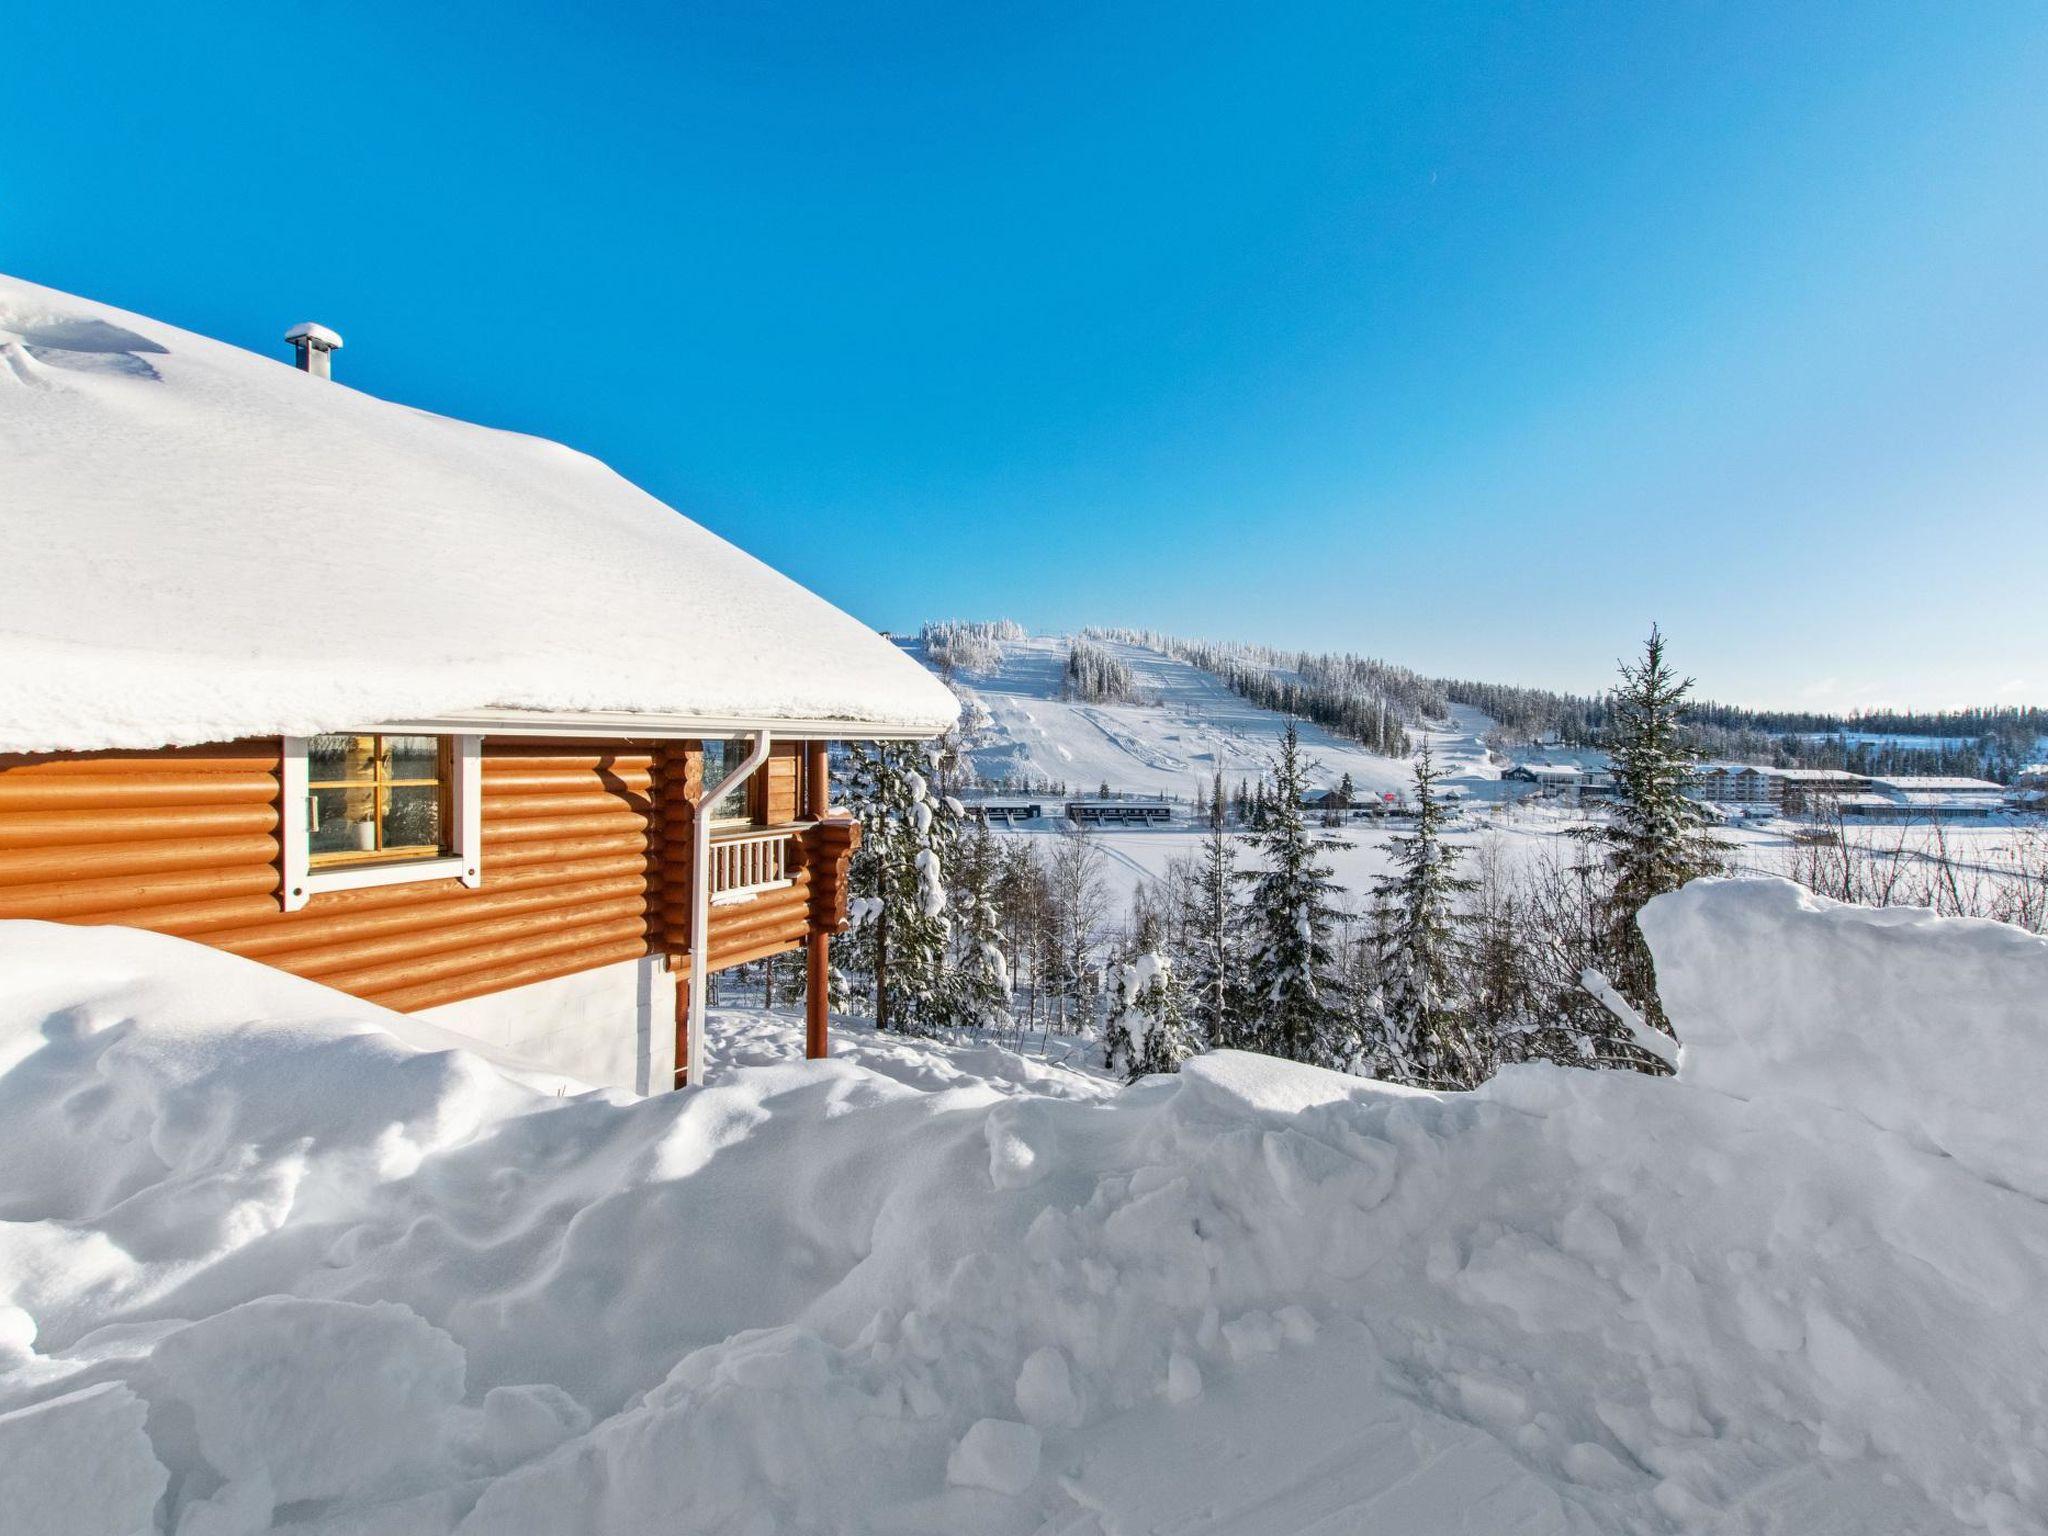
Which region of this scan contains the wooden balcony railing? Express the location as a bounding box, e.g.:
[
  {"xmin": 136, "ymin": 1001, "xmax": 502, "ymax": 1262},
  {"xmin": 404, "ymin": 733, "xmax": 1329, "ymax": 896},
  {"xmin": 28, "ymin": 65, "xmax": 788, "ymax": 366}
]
[{"xmin": 707, "ymin": 824, "xmax": 803, "ymax": 905}]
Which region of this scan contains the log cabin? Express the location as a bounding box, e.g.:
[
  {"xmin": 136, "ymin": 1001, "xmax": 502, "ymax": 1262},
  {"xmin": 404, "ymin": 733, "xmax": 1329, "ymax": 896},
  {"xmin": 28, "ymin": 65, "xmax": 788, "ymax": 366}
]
[{"xmin": 0, "ymin": 273, "xmax": 958, "ymax": 1091}]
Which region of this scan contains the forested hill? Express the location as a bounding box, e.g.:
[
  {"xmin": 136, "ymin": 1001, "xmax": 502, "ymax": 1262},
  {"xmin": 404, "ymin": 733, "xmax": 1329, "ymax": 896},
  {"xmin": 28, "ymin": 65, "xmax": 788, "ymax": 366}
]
[
  {"xmin": 918, "ymin": 621, "xmax": 2046, "ymax": 783},
  {"xmin": 1440, "ymin": 679, "xmax": 2048, "ymax": 780}
]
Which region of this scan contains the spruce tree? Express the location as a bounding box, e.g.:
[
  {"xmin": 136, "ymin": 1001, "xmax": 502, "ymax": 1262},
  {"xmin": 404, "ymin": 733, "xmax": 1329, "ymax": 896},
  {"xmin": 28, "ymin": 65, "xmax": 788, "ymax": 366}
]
[
  {"xmin": 840, "ymin": 741, "xmax": 953, "ymax": 1034},
  {"xmin": 1587, "ymin": 626, "xmax": 1730, "ymax": 1039},
  {"xmin": 1104, "ymin": 952, "xmax": 1201, "ymax": 1080},
  {"xmin": 1237, "ymin": 723, "xmax": 1348, "ymax": 1065},
  {"xmin": 946, "ymin": 817, "xmax": 1015, "ymax": 1036},
  {"xmin": 1368, "ymin": 741, "xmax": 1483, "ymax": 1086},
  {"xmin": 1179, "ymin": 766, "xmax": 1244, "ymax": 1049}
]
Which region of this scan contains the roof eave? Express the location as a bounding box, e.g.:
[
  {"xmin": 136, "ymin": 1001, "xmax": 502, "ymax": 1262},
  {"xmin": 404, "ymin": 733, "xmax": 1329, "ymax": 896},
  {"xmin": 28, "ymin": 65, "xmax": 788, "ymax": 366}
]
[{"xmin": 371, "ymin": 707, "xmax": 951, "ymax": 742}]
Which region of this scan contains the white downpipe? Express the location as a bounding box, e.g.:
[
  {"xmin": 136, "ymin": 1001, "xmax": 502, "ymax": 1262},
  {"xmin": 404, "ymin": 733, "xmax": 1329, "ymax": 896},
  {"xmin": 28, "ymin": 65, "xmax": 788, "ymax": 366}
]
[{"xmin": 688, "ymin": 730, "xmax": 772, "ymax": 1086}]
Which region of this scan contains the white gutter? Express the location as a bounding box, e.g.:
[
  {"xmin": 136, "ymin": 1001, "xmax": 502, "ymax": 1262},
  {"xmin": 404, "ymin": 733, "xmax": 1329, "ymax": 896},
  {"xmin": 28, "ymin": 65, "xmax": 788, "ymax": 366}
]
[
  {"xmin": 374, "ymin": 708, "xmax": 946, "ymax": 741},
  {"xmin": 685, "ymin": 730, "xmax": 773, "ymax": 1086}
]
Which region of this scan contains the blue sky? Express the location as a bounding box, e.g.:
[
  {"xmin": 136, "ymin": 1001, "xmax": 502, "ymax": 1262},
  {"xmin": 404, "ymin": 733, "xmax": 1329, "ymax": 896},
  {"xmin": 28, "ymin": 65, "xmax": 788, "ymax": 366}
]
[{"xmin": 6, "ymin": 3, "xmax": 2045, "ymax": 710}]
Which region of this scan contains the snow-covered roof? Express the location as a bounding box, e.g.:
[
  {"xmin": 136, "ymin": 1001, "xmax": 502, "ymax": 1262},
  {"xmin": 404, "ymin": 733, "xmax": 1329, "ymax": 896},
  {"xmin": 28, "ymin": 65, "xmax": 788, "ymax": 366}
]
[
  {"xmin": 1868, "ymin": 776, "xmax": 2004, "ymax": 793},
  {"xmin": 0, "ymin": 273, "xmax": 960, "ymax": 753},
  {"xmin": 1772, "ymin": 768, "xmax": 1867, "ymax": 783}
]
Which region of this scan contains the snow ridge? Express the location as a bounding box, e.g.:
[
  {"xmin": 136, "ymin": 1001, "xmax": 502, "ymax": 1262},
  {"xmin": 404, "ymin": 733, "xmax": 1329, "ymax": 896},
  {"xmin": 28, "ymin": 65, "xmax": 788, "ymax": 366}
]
[{"xmin": 2, "ymin": 885, "xmax": 2047, "ymax": 1533}]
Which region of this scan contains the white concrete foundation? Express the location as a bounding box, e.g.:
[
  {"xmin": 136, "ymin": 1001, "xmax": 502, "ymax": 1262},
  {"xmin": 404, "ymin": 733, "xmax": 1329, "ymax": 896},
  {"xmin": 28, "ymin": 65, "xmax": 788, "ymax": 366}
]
[{"xmin": 416, "ymin": 956, "xmax": 675, "ymax": 1094}]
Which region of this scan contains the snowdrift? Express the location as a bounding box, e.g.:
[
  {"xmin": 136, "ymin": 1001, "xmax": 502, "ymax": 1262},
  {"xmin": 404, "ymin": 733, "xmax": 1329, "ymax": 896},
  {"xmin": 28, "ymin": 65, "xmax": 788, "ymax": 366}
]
[{"xmin": 2, "ymin": 882, "xmax": 2046, "ymax": 1535}]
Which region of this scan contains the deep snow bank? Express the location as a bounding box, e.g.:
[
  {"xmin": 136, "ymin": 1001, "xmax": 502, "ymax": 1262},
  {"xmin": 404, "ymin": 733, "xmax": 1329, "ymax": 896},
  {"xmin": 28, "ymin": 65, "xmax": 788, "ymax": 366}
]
[
  {"xmin": 1, "ymin": 883, "xmax": 2046, "ymax": 1535},
  {"xmin": 1650, "ymin": 877, "xmax": 2048, "ymax": 1199}
]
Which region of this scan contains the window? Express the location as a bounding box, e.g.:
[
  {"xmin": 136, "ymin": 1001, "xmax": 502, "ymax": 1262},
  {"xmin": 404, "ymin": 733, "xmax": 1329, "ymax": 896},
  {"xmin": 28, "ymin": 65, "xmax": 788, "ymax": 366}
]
[
  {"xmin": 308, "ymin": 734, "xmax": 449, "ymax": 866},
  {"xmin": 701, "ymin": 737, "xmax": 757, "ymax": 825},
  {"xmin": 281, "ymin": 733, "xmax": 481, "ymax": 910}
]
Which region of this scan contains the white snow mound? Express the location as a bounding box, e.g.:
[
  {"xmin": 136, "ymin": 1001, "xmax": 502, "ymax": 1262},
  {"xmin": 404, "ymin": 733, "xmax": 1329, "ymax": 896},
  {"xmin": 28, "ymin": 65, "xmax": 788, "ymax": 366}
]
[
  {"xmin": 2, "ymin": 882, "xmax": 2047, "ymax": 1534},
  {"xmin": 0, "ymin": 272, "xmax": 958, "ymax": 752},
  {"xmin": 1652, "ymin": 876, "xmax": 2048, "ymax": 1198}
]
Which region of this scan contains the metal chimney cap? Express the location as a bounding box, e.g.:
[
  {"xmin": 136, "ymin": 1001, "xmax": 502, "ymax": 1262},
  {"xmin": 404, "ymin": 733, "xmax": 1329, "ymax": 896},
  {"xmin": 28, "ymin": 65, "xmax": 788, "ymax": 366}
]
[{"xmin": 284, "ymin": 322, "xmax": 343, "ymax": 351}]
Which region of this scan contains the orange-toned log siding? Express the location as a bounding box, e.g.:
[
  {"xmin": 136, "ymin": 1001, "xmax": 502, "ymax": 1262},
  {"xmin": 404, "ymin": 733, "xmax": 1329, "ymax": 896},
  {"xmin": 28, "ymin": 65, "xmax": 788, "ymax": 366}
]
[{"xmin": 0, "ymin": 737, "xmax": 856, "ymax": 1033}]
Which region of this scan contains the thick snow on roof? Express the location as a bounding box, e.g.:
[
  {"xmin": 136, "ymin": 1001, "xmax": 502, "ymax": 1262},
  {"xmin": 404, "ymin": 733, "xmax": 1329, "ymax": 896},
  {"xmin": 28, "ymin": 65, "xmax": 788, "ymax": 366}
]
[{"xmin": 0, "ymin": 273, "xmax": 958, "ymax": 752}]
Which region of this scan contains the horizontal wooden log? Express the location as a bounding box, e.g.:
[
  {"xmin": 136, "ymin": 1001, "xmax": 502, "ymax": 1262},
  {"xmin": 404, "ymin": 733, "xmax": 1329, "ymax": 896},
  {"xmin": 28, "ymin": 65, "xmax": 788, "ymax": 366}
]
[
  {"xmin": 84, "ymin": 851, "xmax": 657, "ymax": 938},
  {"xmin": 0, "ymin": 773, "xmax": 278, "ymax": 812},
  {"xmin": 484, "ymin": 748, "xmax": 655, "ymax": 763},
  {"xmin": 210, "ymin": 876, "xmax": 649, "ymax": 958},
  {"xmin": 483, "ymin": 813, "xmax": 653, "ymax": 846},
  {"xmin": 370, "ymin": 937, "xmax": 653, "ymax": 1014},
  {"xmin": 0, "ymin": 743, "xmax": 277, "ymax": 775},
  {"xmin": 707, "ymin": 933, "xmax": 808, "ymax": 974},
  {"xmin": 484, "ymin": 740, "xmax": 658, "ymax": 757},
  {"xmin": 486, "ymin": 834, "xmax": 655, "ymax": 869},
  {"xmin": 251, "ymin": 895, "xmax": 652, "ymax": 980},
  {"xmin": 708, "ymin": 892, "xmax": 812, "ymax": 933},
  {"xmin": 665, "ymin": 889, "xmax": 812, "ymax": 934},
  {"xmin": 482, "ymin": 791, "xmax": 653, "ymax": 821},
  {"xmin": 0, "ymin": 865, "xmax": 281, "ymax": 921},
  {"xmin": 477, "ymin": 770, "xmax": 654, "ymax": 796},
  {"xmin": 0, "ymin": 834, "xmax": 279, "ymax": 891},
  {"xmin": 79, "ymin": 892, "xmax": 289, "ymax": 936},
  {"xmin": 0, "ymin": 804, "xmax": 277, "ymax": 850},
  {"xmin": 704, "ymin": 892, "xmax": 814, "ymax": 943},
  {"xmin": 308, "ymin": 913, "xmax": 652, "ymax": 998},
  {"xmin": 285, "ymin": 853, "xmax": 649, "ymax": 915}
]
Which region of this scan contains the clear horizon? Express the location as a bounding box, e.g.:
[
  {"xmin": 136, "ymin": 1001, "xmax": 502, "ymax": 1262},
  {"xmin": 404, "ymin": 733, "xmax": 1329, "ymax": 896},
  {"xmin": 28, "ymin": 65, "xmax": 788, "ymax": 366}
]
[{"xmin": 6, "ymin": 2, "xmax": 2045, "ymax": 712}]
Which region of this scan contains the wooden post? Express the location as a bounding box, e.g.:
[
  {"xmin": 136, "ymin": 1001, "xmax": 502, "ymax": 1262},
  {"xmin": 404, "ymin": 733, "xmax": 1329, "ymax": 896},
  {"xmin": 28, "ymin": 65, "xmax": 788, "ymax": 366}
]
[
  {"xmin": 806, "ymin": 933, "xmax": 829, "ymax": 1060},
  {"xmin": 803, "ymin": 739, "xmax": 831, "ymax": 1061}
]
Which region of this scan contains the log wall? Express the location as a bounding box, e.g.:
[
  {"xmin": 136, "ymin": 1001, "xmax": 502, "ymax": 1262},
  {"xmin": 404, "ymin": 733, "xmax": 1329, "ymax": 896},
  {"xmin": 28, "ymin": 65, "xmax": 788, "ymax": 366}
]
[{"xmin": 0, "ymin": 736, "xmax": 856, "ymax": 1017}]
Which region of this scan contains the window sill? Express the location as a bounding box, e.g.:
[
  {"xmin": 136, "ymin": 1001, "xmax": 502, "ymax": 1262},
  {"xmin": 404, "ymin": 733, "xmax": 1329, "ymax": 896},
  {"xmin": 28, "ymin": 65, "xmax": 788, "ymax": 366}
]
[{"xmin": 295, "ymin": 855, "xmax": 475, "ymax": 904}]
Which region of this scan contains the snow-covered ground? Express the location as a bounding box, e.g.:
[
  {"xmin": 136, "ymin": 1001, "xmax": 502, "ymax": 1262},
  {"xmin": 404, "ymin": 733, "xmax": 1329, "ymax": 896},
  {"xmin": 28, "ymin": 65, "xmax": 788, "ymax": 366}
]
[
  {"xmin": 925, "ymin": 633, "xmax": 1496, "ymax": 802},
  {"xmin": 986, "ymin": 798, "xmax": 2048, "ymax": 922},
  {"xmin": 4, "ymin": 886, "xmax": 2048, "ymax": 1535}
]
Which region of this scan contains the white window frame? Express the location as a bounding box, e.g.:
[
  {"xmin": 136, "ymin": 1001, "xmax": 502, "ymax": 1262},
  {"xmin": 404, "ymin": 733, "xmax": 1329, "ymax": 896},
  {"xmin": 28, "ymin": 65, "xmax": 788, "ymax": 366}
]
[{"xmin": 280, "ymin": 734, "xmax": 483, "ymax": 912}]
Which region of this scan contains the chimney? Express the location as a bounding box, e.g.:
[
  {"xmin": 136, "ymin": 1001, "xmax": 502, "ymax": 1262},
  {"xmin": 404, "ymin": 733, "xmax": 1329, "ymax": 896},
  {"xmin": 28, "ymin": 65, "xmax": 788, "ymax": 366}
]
[{"xmin": 285, "ymin": 322, "xmax": 343, "ymax": 380}]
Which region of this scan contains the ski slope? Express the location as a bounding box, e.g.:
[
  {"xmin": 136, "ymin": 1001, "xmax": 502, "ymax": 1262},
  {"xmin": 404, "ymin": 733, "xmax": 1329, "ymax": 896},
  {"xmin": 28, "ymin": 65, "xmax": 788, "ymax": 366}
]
[{"xmin": 918, "ymin": 634, "xmax": 1497, "ymax": 801}]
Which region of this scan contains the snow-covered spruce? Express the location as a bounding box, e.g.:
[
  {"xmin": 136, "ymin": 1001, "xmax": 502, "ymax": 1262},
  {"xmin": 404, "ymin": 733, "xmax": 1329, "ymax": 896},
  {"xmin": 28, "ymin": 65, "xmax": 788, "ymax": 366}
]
[
  {"xmin": 1366, "ymin": 739, "xmax": 1485, "ymax": 1087},
  {"xmin": 1236, "ymin": 721, "xmax": 1352, "ymax": 1067},
  {"xmin": 1102, "ymin": 951, "xmax": 1201, "ymax": 1081},
  {"xmin": 1583, "ymin": 626, "xmax": 1732, "ymax": 1035}
]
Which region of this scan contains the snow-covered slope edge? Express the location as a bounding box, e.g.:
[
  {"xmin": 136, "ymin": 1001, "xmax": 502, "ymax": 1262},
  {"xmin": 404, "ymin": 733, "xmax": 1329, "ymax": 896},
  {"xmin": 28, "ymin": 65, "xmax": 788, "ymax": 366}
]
[
  {"xmin": 2, "ymin": 888, "xmax": 2045, "ymax": 1535},
  {"xmin": 924, "ymin": 633, "xmax": 1498, "ymax": 801}
]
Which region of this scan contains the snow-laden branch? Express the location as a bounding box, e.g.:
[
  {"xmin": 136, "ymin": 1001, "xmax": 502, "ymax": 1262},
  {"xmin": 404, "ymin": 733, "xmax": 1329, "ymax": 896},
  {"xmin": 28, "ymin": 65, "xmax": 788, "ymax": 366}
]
[{"xmin": 1579, "ymin": 967, "xmax": 1679, "ymax": 1068}]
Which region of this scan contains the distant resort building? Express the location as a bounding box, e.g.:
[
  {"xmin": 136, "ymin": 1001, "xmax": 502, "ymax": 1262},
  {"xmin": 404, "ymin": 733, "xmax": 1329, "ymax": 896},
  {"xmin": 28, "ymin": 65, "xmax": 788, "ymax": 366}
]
[
  {"xmin": 1066, "ymin": 798, "xmax": 1173, "ymax": 826},
  {"xmin": 1300, "ymin": 788, "xmax": 1402, "ymax": 820},
  {"xmin": 1503, "ymin": 763, "xmax": 1589, "ymax": 791},
  {"xmin": 1839, "ymin": 775, "xmax": 2009, "ymax": 821},
  {"xmin": 1501, "ymin": 762, "xmax": 1613, "ymax": 804},
  {"xmin": 1683, "ymin": 766, "xmax": 2008, "ymax": 821},
  {"xmin": 964, "ymin": 799, "xmax": 1045, "ymax": 825},
  {"xmin": 1686, "ymin": 765, "xmax": 1866, "ymax": 813}
]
